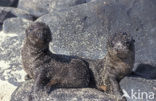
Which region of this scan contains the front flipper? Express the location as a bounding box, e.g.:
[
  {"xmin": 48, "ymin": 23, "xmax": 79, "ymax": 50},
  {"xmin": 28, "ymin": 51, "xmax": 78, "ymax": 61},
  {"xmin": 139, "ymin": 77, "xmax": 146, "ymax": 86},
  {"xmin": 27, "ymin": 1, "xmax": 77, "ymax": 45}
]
[{"xmin": 109, "ymin": 77, "xmax": 127, "ymax": 101}]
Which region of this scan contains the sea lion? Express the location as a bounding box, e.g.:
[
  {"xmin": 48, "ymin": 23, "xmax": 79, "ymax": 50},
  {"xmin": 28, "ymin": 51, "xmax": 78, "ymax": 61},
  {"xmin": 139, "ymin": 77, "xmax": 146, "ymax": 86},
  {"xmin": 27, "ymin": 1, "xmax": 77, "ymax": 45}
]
[
  {"xmin": 88, "ymin": 32, "xmax": 135, "ymax": 101},
  {"xmin": 21, "ymin": 22, "xmax": 90, "ymax": 93}
]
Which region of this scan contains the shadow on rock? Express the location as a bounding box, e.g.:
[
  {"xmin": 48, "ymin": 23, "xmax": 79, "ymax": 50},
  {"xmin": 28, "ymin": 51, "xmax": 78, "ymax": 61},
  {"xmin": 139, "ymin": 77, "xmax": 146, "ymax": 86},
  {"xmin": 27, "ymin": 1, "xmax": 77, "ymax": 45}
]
[{"xmin": 131, "ymin": 64, "xmax": 156, "ymax": 79}]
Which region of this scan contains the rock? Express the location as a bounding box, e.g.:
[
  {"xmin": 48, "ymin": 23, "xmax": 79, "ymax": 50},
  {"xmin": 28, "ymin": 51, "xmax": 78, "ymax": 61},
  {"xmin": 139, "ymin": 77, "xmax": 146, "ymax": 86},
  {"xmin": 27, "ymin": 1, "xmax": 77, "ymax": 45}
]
[
  {"xmin": 0, "ymin": 17, "xmax": 32, "ymax": 100},
  {"xmin": 18, "ymin": 0, "xmax": 87, "ymax": 17},
  {"xmin": 0, "ymin": 79, "xmax": 17, "ymax": 101},
  {"xmin": 3, "ymin": 18, "xmax": 32, "ymax": 35},
  {"xmin": 133, "ymin": 63, "xmax": 156, "ymax": 79},
  {"xmin": 120, "ymin": 76, "xmax": 156, "ymax": 101},
  {"xmin": 36, "ymin": 1, "xmax": 131, "ymax": 59},
  {"xmin": 0, "ymin": 7, "xmax": 34, "ymax": 30},
  {"xmin": 0, "ymin": 24, "xmax": 2, "ymax": 30},
  {"xmin": 0, "ymin": 0, "xmax": 18, "ymax": 7},
  {"xmin": 11, "ymin": 76, "xmax": 156, "ymax": 101},
  {"xmin": 11, "ymin": 80, "xmax": 116, "ymax": 101},
  {"xmin": 0, "ymin": 18, "xmax": 32, "ymax": 86},
  {"xmin": 0, "ymin": 31, "xmax": 26, "ymax": 101},
  {"xmin": 86, "ymin": 0, "xmax": 91, "ymax": 2},
  {"xmin": 37, "ymin": 0, "xmax": 156, "ymax": 75},
  {"xmin": 0, "ymin": 32, "xmax": 25, "ymax": 86},
  {"xmin": 0, "ymin": 7, "xmax": 35, "ymax": 22}
]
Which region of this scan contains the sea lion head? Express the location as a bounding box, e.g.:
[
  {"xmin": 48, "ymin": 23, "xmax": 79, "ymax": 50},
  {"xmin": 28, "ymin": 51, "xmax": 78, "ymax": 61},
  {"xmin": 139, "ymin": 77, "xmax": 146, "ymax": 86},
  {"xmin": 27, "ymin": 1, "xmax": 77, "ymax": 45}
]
[
  {"xmin": 25, "ymin": 22, "xmax": 52, "ymax": 48},
  {"xmin": 107, "ymin": 32, "xmax": 135, "ymax": 59}
]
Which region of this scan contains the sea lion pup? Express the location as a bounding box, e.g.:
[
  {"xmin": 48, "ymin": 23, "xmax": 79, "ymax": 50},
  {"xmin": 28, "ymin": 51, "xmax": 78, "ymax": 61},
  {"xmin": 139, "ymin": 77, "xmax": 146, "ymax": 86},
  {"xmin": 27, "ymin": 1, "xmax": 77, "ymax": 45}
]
[
  {"xmin": 21, "ymin": 22, "xmax": 90, "ymax": 92},
  {"xmin": 88, "ymin": 32, "xmax": 135, "ymax": 101}
]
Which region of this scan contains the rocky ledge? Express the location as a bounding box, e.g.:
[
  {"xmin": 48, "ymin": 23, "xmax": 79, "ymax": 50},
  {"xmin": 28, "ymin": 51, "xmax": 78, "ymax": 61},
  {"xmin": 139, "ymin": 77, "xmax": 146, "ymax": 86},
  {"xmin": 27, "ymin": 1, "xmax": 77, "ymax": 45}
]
[
  {"xmin": 11, "ymin": 76, "xmax": 156, "ymax": 101},
  {"xmin": 11, "ymin": 80, "xmax": 115, "ymax": 101}
]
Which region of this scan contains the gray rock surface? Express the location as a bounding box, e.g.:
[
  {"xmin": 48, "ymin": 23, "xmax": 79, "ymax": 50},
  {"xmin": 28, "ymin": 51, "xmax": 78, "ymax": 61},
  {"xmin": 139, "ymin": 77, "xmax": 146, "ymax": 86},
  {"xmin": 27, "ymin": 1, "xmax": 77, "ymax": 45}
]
[
  {"xmin": 0, "ymin": 17, "xmax": 32, "ymax": 100},
  {"xmin": 0, "ymin": 7, "xmax": 34, "ymax": 22},
  {"xmin": 11, "ymin": 76, "xmax": 156, "ymax": 101},
  {"xmin": 37, "ymin": 1, "xmax": 117, "ymax": 59},
  {"xmin": 120, "ymin": 76, "xmax": 156, "ymax": 101},
  {"xmin": 3, "ymin": 18, "xmax": 32, "ymax": 35},
  {"xmin": 0, "ymin": 24, "xmax": 2, "ymax": 30},
  {"xmin": 0, "ymin": 18, "xmax": 32, "ymax": 86},
  {"xmin": 0, "ymin": 7, "xmax": 34, "ymax": 30},
  {"xmin": 37, "ymin": 0, "xmax": 156, "ymax": 74},
  {"xmin": 18, "ymin": 0, "xmax": 87, "ymax": 17},
  {"xmin": 11, "ymin": 80, "xmax": 115, "ymax": 101},
  {"xmin": 0, "ymin": 0, "xmax": 18, "ymax": 7},
  {"xmin": 133, "ymin": 63, "xmax": 156, "ymax": 79}
]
